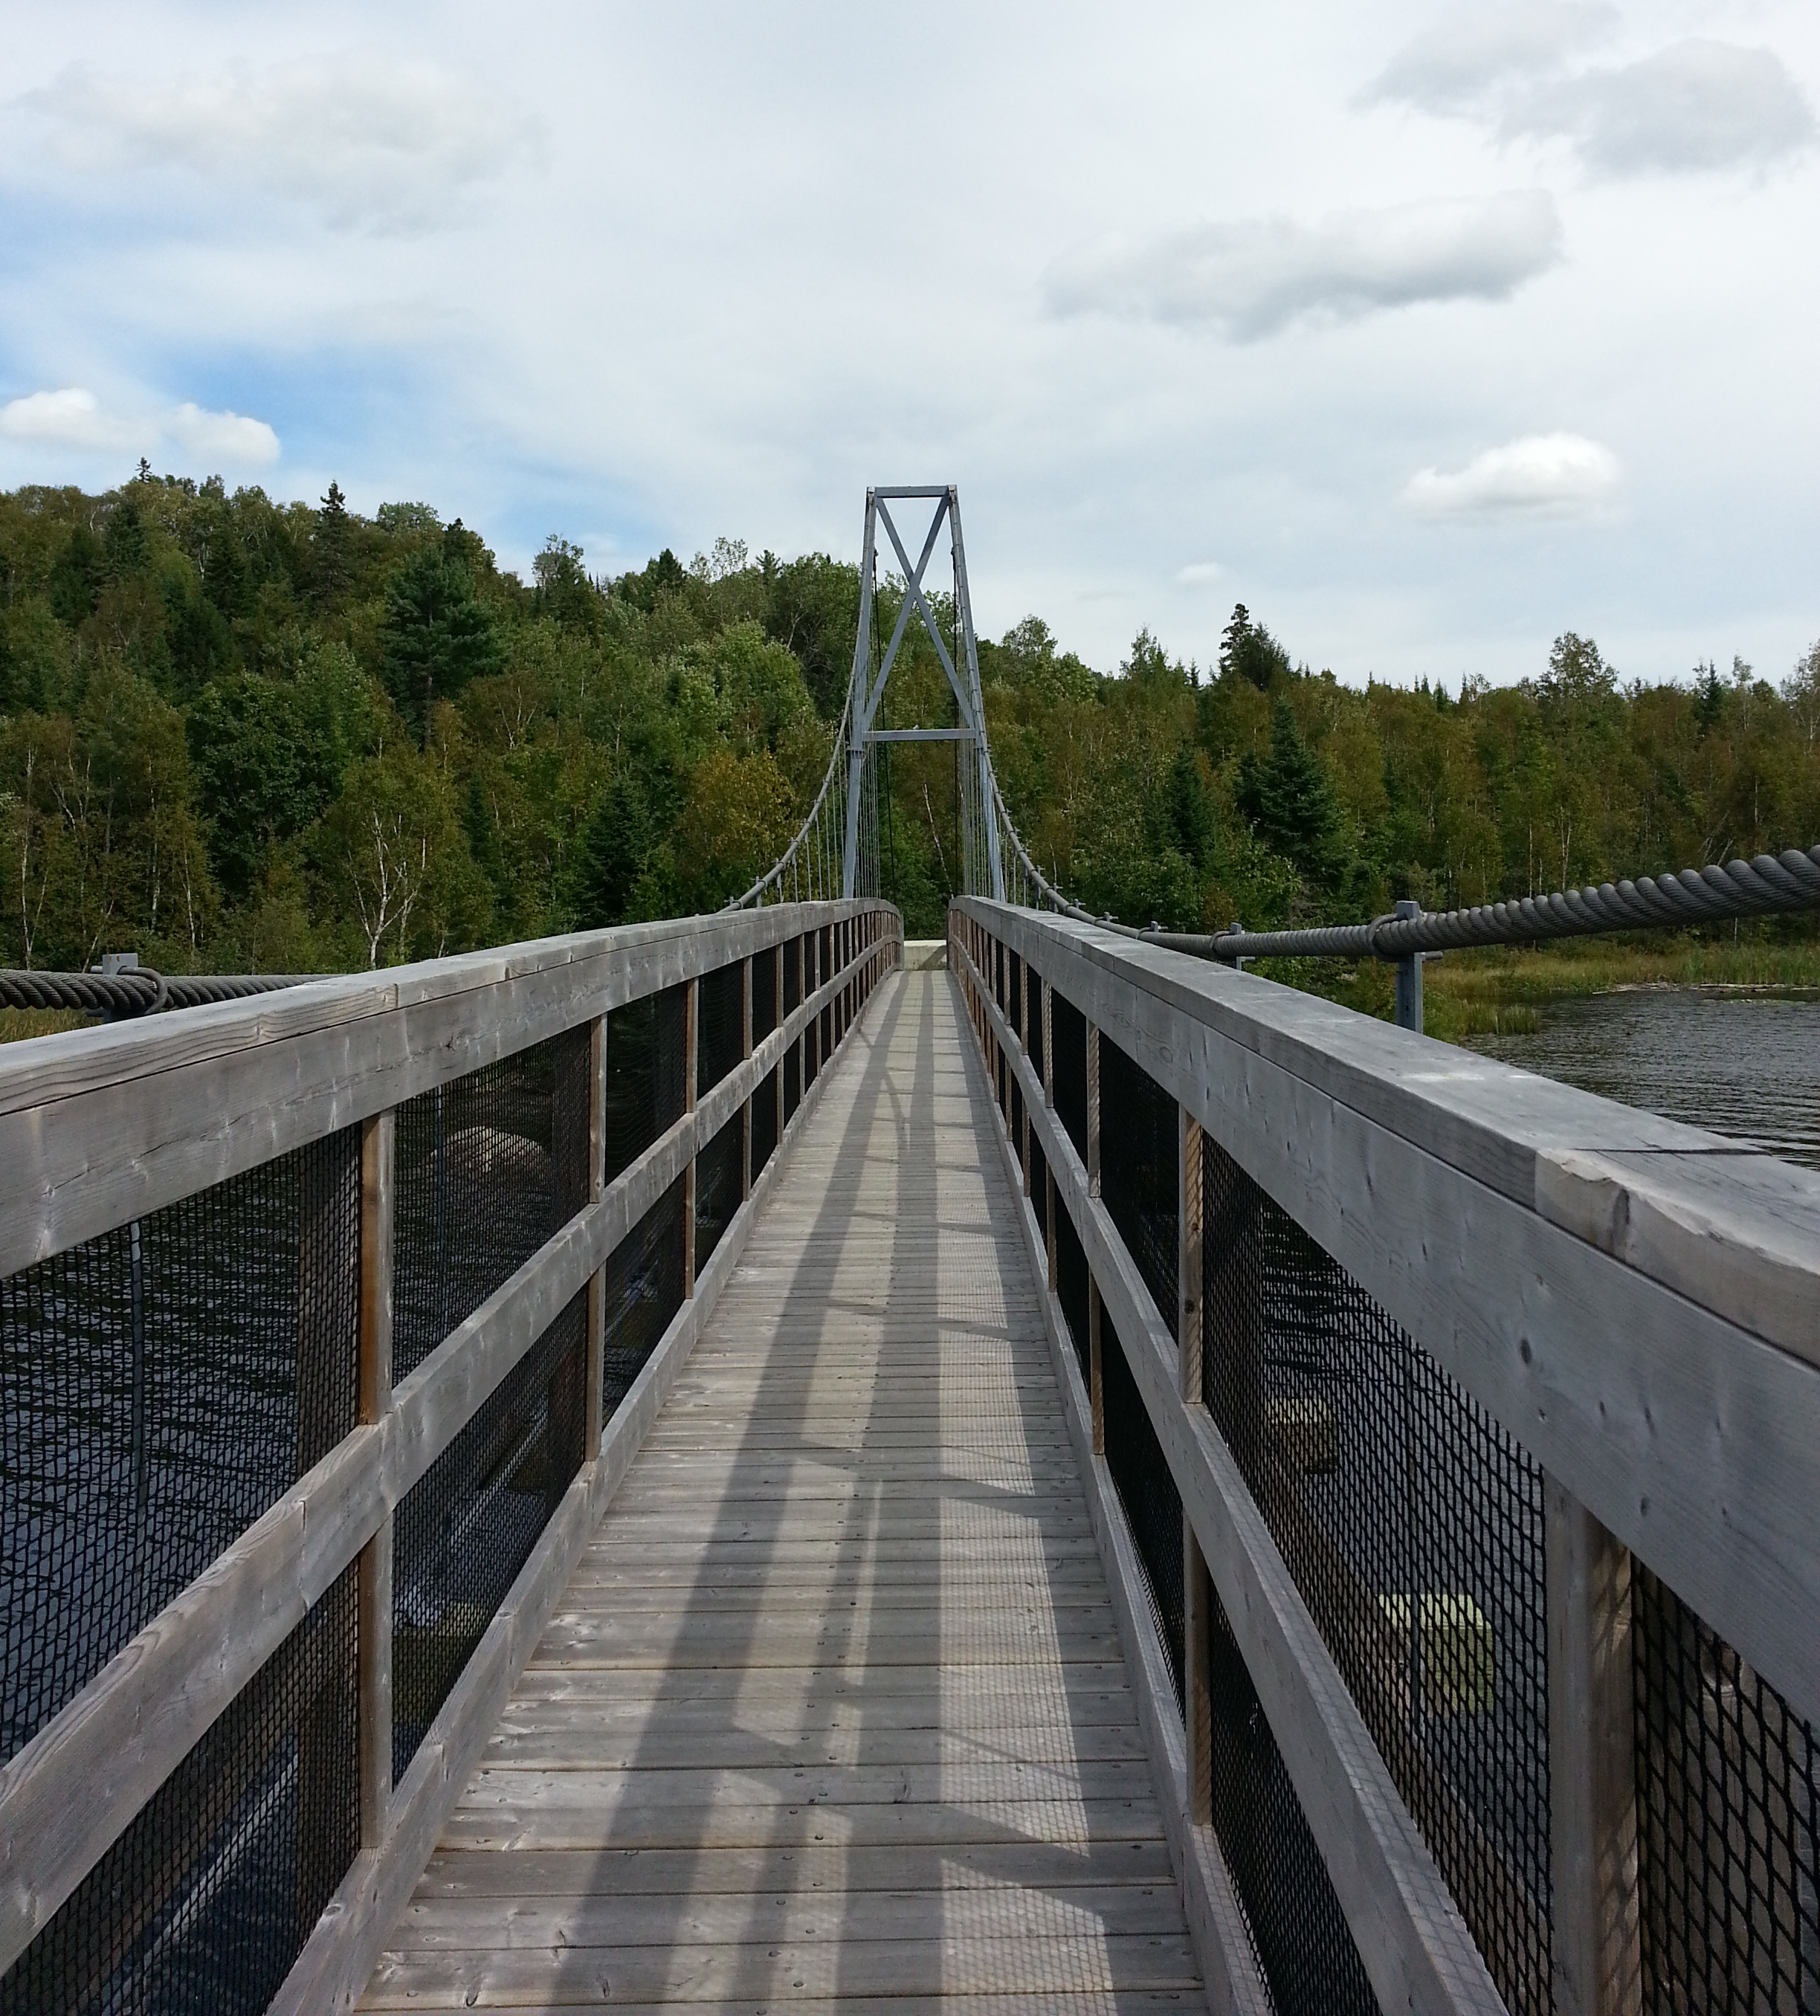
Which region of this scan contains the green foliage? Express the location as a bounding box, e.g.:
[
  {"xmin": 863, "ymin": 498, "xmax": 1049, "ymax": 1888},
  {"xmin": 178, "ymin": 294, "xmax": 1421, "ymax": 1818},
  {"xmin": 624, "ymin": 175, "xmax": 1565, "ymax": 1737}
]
[{"xmin": 0, "ymin": 475, "xmax": 1814, "ymax": 991}]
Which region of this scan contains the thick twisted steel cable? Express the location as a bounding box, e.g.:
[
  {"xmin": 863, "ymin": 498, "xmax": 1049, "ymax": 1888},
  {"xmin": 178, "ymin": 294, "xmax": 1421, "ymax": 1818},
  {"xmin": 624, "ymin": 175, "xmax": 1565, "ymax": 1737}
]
[
  {"xmin": 0, "ymin": 967, "xmax": 314, "ymax": 1017},
  {"xmin": 1142, "ymin": 846, "xmax": 1820, "ymax": 963}
]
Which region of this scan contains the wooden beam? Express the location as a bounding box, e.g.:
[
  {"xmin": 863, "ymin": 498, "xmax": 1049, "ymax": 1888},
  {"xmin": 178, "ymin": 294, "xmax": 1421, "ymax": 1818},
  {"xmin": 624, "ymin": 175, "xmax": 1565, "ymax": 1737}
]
[
  {"xmin": 358, "ymin": 1111, "xmax": 395, "ymax": 1850},
  {"xmin": 1547, "ymin": 1476, "xmax": 1642, "ymax": 2016}
]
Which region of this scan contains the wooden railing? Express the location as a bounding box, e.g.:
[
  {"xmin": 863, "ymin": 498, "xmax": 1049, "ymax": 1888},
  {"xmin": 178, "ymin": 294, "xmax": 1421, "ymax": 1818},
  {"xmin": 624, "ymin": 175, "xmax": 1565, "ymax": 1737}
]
[
  {"xmin": 0, "ymin": 901, "xmax": 900, "ymax": 2014},
  {"xmin": 953, "ymin": 898, "xmax": 1820, "ymax": 2016}
]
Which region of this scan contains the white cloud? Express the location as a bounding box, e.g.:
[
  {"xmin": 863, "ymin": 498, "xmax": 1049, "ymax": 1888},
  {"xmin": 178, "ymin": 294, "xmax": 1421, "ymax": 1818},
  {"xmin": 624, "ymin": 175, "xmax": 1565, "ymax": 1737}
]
[
  {"xmin": 1361, "ymin": 4, "xmax": 1616, "ymax": 112},
  {"xmin": 0, "ymin": 387, "xmax": 280, "ymax": 468},
  {"xmin": 1174, "ymin": 560, "xmax": 1228, "ymax": 587},
  {"xmin": 167, "ymin": 402, "xmax": 280, "ymax": 466},
  {"xmin": 0, "ymin": 387, "xmax": 135, "ymax": 451},
  {"xmin": 1403, "ymin": 433, "xmax": 1621, "ymax": 520},
  {"xmin": 1513, "ymin": 42, "xmax": 1816, "ymax": 175},
  {"xmin": 1366, "ymin": 16, "xmax": 1815, "ymax": 177},
  {"xmin": 1046, "ymin": 192, "xmax": 1562, "ymax": 340},
  {"xmin": 25, "ymin": 54, "xmax": 542, "ymax": 230}
]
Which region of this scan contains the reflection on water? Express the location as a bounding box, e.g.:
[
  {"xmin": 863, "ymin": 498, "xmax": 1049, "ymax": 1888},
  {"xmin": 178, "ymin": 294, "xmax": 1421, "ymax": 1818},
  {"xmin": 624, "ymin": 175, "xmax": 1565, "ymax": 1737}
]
[{"xmin": 1465, "ymin": 990, "xmax": 1820, "ymax": 1170}]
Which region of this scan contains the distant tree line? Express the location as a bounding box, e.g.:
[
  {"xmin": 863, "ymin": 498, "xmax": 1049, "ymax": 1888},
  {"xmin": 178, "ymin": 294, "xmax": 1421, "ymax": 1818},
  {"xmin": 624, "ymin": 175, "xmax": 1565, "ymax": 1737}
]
[{"xmin": 0, "ymin": 471, "xmax": 1814, "ymax": 972}]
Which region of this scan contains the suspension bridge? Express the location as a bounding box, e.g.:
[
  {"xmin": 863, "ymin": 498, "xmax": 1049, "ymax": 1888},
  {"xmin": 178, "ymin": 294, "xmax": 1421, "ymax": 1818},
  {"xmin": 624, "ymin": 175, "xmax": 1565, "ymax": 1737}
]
[{"xmin": 3, "ymin": 488, "xmax": 1819, "ymax": 2016}]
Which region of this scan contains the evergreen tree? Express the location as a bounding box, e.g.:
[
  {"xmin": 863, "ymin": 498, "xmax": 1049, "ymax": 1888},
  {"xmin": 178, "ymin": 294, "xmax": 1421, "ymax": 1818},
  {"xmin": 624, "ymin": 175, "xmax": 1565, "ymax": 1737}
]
[
  {"xmin": 312, "ymin": 481, "xmax": 351, "ymax": 607},
  {"xmin": 381, "ymin": 530, "xmax": 503, "ymax": 740},
  {"xmin": 1239, "ymin": 698, "xmax": 1344, "ymax": 885},
  {"xmin": 572, "ymin": 770, "xmax": 654, "ymax": 927}
]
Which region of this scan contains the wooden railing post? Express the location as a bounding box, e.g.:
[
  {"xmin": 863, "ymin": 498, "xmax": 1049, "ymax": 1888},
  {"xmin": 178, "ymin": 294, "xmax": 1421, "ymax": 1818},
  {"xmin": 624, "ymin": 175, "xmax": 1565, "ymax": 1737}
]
[
  {"xmin": 357, "ymin": 1111, "xmax": 395, "ymax": 1849},
  {"xmin": 1179, "ymin": 1108, "xmax": 1211, "ymax": 1827},
  {"xmin": 585, "ymin": 1015, "xmax": 607, "ymax": 1459},
  {"xmin": 741, "ymin": 956, "xmax": 754, "ymax": 1202},
  {"xmin": 1019, "ymin": 960, "xmax": 1031, "ymax": 1197},
  {"xmin": 776, "ymin": 935, "xmax": 787, "ymax": 1148},
  {"xmin": 1548, "ymin": 1475, "xmax": 1642, "ymax": 2016},
  {"xmin": 683, "ymin": 978, "xmax": 699, "ymax": 1299}
]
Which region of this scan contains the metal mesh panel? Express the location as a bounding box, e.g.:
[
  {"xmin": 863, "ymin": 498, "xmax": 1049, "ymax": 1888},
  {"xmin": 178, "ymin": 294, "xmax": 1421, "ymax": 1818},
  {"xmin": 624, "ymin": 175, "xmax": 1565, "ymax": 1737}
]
[
  {"xmin": 819, "ymin": 926, "xmax": 832, "ymax": 995},
  {"xmin": 393, "ymin": 1030, "xmax": 592, "ymax": 1382},
  {"xmin": 1201, "ymin": 1137, "xmax": 1552, "ymax": 2015},
  {"xmin": 1030, "ymin": 974, "xmax": 1047, "ymax": 1093},
  {"xmin": 1633, "ymin": 1563, "xmax": 1820, "ymax": 2013},
  {"xmin": 805, "ymin": 1012, "xmax": 820, "ymax": 1092},
  {"xmin": 1030, "ymin": 1130, "xmax": 1051, "ymax": 1250},
  {"xmin": 1098, "ymin": 1036, "xmax": 1178, "ymax": 1337},
  {"xmin": 751, "ymin": 1066, "xmax": 778, "ymax": 1180},
  {"xmin": 1010, "ymin": 1075, "xmax": 1024, "ymax": 1175},
  {"xmin": 603, "ymin": 1176, "xmax": 685, "ymax": 1424},
  {"xmin": 783, "ymin": 1046, "xmax": 801, "ymax": 1127},
  {"xmin": 603, "ymin": 986, "xmax": 688, "ymax": 1188},
  {"xmin": 1206, "ymin": 1575, "xmax": 1382, "ymax": 2016},
  {"xmin": 1008, "ymin": 950, "xmax": 1023, "ymax": 1036},
  {"xmin": 783, "ymin": 936, "xmax": 801, "ymax": 1017},
  {"xmin": 697, "ymin": 962, "xmax": 745, "ymax": 1100},
  {"xmin": 752, "ymin": 946, "xmax": 778, "ymax": 1047},
  {"xmin": 2, "ymin": 1131, "xmax": 359, "ymax": 1767},
  {"xmin": 996, "ymin": 1043, "xmax": 1008, "ymax": 1120},
  {"xmin": 695, "ymin": 1110, "xmax": 744, "ymax": 1275},
  {"xmin": 1, "ymin": 1559, "xmax": 359, "ymax": 2016},
  {"xmin": 393, "ymin": 1290, "xmax": 587, "ymax": 1780},
  {"xmin": 1055, "ymin": 1203, "xmax": 1091, "ymax": 1389},
  {"xmin": 1100, "ymin": 1308, "xmax": 1184, "ymax": 1713},
  {"xmin": 1051, "ymin": 991, "xmax": 1088, "ymax": 1167}
]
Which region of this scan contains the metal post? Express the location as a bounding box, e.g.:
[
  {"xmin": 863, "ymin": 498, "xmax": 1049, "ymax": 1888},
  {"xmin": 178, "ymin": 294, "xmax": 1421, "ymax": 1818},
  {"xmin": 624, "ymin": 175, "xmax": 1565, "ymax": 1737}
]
[
  {"xmin": 1548, "ymin": 1475, "xmax": 1642, "ymax": 2016},
  {"xmin": 357, "ymin": 1111, "xmax": 395, "ymax": 1848},
  {"xmin": 1393, "ymin": 898, "xmax": 1424, "ymax": 1033}
]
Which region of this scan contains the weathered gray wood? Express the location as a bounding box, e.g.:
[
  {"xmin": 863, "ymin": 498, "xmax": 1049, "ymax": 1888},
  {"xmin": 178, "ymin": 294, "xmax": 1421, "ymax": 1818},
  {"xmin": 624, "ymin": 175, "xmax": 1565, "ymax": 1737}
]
[
  {"xmin": 353, "ymin": 971, "xmax": 1204, "ymax": 2015},
  {"xmin": 683, "ymin": 977, "xmax": 699, "ymax": 1299},
  {"xmin": 272, "ymin": 942, "xmax": 878, "ymax": 2016},
  {"xmin": 0, "ymin": 900, "xmax": 893, "ymax": 1279},
  {"xmin": 961, "ymin": 928, "xmax": 1506, "ymax": 2016},
  {"xmin": 963, "ymin": 1014, "xmax": 1269, "ymax": 2016},
  {"xmin": 1547, "ymin": 1476, "xmax": 1642, "ymax": 2016},
  {"xmin": 962, "ymin": 901, "xmax": 1820, "ymax": 1736},
  {"xmin": 359, "ymin": 1111, "xmax": 396, "ymax": 1849},
  {"xmin": 0, "ymin": 929, "xmax": 890, "ymax": 1979},
  {"xmin": 585, "ymin": 1016, "xmax": 606, "ymax": 1460}
]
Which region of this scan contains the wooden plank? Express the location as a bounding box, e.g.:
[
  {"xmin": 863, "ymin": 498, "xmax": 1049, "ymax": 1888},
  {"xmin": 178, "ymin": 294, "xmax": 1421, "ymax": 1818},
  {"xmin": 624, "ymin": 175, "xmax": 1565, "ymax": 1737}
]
[{"xmin": 357, "ymin": 972, "xmax": 1203, "ymax": 2014}]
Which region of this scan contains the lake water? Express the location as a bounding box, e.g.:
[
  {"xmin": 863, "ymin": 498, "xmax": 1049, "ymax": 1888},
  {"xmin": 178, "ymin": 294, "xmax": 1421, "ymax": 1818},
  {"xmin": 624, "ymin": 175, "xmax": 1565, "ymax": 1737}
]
[{"xmin": 1464, "ymin": 989, "xmax": 1820, "ymax": 1170}]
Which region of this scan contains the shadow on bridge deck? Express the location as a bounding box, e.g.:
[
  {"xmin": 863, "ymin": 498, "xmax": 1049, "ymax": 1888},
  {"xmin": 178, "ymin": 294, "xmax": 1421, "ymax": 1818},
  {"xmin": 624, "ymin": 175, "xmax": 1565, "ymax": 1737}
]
[{"xmin": 359, "ymin": 969, "xmax": 1201, "ymax": 2013}]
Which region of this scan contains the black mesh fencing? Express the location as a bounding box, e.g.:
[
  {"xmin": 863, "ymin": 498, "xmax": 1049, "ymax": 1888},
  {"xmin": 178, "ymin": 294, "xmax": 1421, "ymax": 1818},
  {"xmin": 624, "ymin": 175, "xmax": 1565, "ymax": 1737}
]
[
  {"xmin": 783, "ymin": 936, "xmax": 801, "ymax": 1017},
  {"xmin": 694, "ymin": 1111, "xmax": 744, "ymax": 1276},
  {"xmin": 752, "ymin": 946, "xmax": 778, "ymax": 1047},
  {"xmin": 1008, "ymin": 950, "xmax": 1023, "ymax": 1036},
  {"xmin": 1031, "ymin": 1130, "xmax": 1051, "ymax": 1250},
  {"xmin": 1633, "ymin": 1564, "xmax": 1820, "ymax": 2013},
  {"xmin": 1030, "ymin": 975, "xmax": 1047, "ymax": 1093},
  {"xmin": 603, "ymin": 1176, "xmax": 686, "ymax": 1423},
  {"xmin": 393, "ymin": 1030, "xmax": 592, "ymax": 1382},
  {"xmin": 805, "ymin": 1014, "xmax": 820, "ymax": 1092},
  {"xmin": 783, "ymin": 1046, "xmax": 801, "ymax": 1127},
  {"xmin": 393, "ymin": 1290, "xmax": 587, "ymax": 1780},
  {"xmin": 1100, "ymin": 1310, "xmax": 1184, "ymax": 1713},
  {"xmin": 751, "ymin": 1067, "xmax": 779, "ymax": 1181},
  {"xmin": 1, "ymin": 1560, "xmax": 359, "ymax": 2016},
  {"xmin": 1051, "ymin": 991, "xmax": 1088, "ymax": 1167},
  {"xmin": 2, "ymin": 1130, "xmax": 360, "ymax": 1768},
  {"xmin": 1206, "ymin": 1577, "xmax": 1382, "ymax": 2016},
  {"xmin": 604, "ymin": 987, "xmax": 688, "ymax": 1188},
  {"xmin": 1201, "ymin": 1137, "xmax": 1551, "ymax": 2015},
  {"xmin": 697, "ymin": 961, "xmax": 744, "ymax": 1100},
  {"xmin": 820, "ymin": 1005, "xmax": 833, "ymax": 1076},
  {"xmin": 1098, "ymin": 1036, "xmax": 1178, "ymax": 1338},
  {"xmin": 1055, "ymin": 1204, "xmax": 1091, "ymax": 1389},
  {"xmin": 819, "ymin": 927, "xmax": 832, "ymax": 996},
  {"xmin": 1010, "ymin": 1075, "xmax": 1024, "ymax": 1177}
]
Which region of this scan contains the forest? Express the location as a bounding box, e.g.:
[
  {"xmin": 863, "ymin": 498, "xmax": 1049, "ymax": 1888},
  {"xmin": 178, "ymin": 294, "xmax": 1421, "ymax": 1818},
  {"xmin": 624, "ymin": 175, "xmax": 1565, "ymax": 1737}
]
[{"xmin": 1, "ymin": 471, "xmax": 1816, "ymax": 988}]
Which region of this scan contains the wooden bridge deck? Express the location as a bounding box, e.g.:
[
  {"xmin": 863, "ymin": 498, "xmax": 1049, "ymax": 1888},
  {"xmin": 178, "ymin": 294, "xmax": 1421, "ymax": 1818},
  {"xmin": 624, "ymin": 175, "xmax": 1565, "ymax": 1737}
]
[{"xmin": 361, "ymin": 970, "xmax": 1201, "ymax": 2013}]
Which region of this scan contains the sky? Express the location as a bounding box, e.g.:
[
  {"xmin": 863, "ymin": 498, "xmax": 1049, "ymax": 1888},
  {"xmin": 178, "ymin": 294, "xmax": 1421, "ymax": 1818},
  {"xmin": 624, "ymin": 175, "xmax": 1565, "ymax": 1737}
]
[{"xmin": 1, "ymin": 1, "xmax": 1816, "ymax": 689}]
